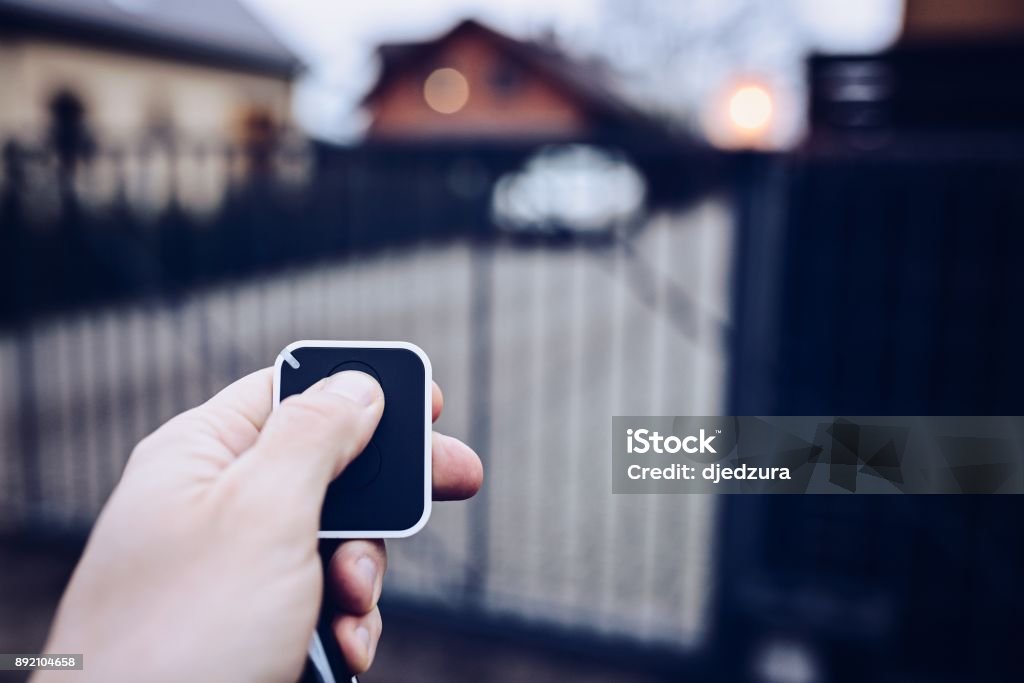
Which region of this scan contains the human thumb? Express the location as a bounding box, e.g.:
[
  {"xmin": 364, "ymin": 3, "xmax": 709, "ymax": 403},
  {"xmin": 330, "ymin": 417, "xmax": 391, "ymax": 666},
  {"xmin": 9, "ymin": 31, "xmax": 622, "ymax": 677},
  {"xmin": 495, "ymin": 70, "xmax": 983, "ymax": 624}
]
[{"xmin": 236, "ymin": 371, "xmax": 384, "ymax": 502}]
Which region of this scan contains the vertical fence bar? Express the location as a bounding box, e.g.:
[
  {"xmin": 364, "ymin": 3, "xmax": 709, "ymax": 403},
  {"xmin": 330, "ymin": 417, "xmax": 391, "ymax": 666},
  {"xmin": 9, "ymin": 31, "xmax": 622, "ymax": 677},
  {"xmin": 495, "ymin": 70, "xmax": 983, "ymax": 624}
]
[
  {"xmin": 14, "ymin": 328, "xmax": 40, "ymax": 527},
  {"xmin": 465, "ymin": 236, "xmax": 494, "ymax": 601}
]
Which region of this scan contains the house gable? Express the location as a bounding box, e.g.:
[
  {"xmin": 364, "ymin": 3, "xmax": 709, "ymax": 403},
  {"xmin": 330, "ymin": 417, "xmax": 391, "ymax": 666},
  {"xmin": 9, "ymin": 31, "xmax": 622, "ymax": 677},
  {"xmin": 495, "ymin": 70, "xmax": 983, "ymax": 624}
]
[{"xmin": 364, "ymin": 21, "xmax": 608, "ymax": 141}]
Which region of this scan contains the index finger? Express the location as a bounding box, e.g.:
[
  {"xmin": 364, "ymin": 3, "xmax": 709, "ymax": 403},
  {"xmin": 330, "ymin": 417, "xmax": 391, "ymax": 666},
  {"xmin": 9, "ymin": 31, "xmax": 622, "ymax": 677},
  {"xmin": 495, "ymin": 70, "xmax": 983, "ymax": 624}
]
[{"xmin": 432, "ymin": 381, "xmax": 443, "ymax": 422}]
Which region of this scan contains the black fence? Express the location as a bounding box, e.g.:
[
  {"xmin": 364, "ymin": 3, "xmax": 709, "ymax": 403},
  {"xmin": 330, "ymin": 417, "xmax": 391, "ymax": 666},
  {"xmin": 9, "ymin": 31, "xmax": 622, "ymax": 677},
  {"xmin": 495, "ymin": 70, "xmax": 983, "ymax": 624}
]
[
  {"xmin": 0, "ymin": 137, "xmax": 717, "ymax": 326},
  {"xmin": 723, "ymin": 146, "xmax": 1024, "ymax": 682},
  {"xmin": 4, "ymin": 125, "xmax": 1024, "ymax": 682},
  {"xmin": 1, "ymin": 134, "xmax": 734, "ymax": 675},
  {"xmin": 731, "ymin": 146, "xmax": 1024, "ymax": 415},
  {"xmin": 0, "ymin": 140, "xmax": 494, "ymax": 323}
]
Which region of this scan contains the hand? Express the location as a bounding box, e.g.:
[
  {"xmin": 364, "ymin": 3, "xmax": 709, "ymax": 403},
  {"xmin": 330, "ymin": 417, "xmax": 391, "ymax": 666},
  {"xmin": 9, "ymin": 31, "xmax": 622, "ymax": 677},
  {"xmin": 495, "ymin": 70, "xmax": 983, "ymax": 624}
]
[{"xmin": 35, "ymin": 369, "xmax": 482, "ymax": 683}]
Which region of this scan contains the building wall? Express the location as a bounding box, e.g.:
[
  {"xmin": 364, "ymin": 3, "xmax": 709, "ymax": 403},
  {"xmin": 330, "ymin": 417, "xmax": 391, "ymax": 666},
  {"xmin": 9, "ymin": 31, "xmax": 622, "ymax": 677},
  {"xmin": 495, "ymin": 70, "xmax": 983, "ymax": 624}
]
[
  {"xmin": 367, "ymin": 32, "xmax": 588, "ymax": 140},
  {"xmin": 0, "ymin": 35, "xmax": 293, "ymax": 144},
  {"xmin": 902, "ymin": 0, "xmax": 1024, "ymax": 40}
]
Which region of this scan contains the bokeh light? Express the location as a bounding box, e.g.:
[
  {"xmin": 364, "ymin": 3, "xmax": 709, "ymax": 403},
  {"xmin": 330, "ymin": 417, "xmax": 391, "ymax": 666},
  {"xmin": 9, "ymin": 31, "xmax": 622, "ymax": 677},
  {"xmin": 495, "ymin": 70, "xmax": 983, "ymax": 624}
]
[
  {"xmin": 423, "ymin": 67, "xmax": 470, "ymax": 114},
  {"xmin": 704, "ymin": 78, "xmax": 782, "ymax": 149},
  {"xmin": 728, "ymin": 84, "xmax": 774, "ymax": 133}
]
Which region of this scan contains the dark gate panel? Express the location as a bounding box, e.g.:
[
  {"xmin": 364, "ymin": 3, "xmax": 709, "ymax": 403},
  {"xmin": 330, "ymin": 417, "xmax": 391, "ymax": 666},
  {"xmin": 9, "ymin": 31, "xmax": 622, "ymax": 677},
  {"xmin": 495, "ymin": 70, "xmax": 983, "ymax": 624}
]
[{"xmin": 724, "ymin": 150, "xmax": 1024, "ymax": 682}]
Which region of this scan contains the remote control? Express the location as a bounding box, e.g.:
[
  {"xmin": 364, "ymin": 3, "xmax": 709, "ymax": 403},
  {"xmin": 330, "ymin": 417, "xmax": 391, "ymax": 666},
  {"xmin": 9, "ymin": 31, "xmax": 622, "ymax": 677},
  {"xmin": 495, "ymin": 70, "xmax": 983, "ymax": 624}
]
[{"xmin": 273, "ymin": 340, "xmax": 432, "ymax": 537}]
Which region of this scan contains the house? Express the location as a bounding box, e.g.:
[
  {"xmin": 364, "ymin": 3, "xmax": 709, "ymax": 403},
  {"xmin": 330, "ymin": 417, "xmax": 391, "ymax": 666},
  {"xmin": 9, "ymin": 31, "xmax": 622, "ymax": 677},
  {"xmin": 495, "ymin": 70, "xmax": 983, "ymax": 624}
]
[
  {"xmin": 901, "ymin": 0, "xmax": 1024, "ymax": 40},
  {"xmin": 361, "ymin": 19, "xmax": 659, "ymax": 144},
  {"xmin": 0, "ymin": 0, "xmax": 302, "ymax": 146},
  {"xmin": 808, "ymin": 0, "xmax": 1024, "ymax": 140}
]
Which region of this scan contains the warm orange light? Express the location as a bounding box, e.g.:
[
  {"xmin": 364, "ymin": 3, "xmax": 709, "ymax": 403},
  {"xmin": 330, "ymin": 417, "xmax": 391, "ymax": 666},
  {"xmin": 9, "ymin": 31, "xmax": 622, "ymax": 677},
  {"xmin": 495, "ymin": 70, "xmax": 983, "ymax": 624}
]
[
  {"xmin": 727, "ymin": 84, "xmax": 773, "ymax": 133},
  {"xmin": 424, "ymin": 67, "xmax": 469, "ymax": 114}
]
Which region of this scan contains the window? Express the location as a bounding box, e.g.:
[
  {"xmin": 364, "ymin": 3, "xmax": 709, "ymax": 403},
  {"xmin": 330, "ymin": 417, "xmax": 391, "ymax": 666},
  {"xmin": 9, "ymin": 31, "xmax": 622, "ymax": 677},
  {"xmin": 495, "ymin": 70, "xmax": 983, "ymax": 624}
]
[{"xmin": 489, "ymin": 61, "xmax": 523, "ymax": 98}]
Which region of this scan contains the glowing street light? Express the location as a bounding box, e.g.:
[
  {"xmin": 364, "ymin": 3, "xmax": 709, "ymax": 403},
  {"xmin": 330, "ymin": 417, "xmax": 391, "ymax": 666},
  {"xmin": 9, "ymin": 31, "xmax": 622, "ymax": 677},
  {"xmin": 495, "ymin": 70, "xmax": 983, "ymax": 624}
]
[
  {"xmin": 728, "ymin": 84, "xmax": 774, "ymax": 133},
  {"xmin": 705, "ymin": 80, "xmax": 778, "ymax": 149}
]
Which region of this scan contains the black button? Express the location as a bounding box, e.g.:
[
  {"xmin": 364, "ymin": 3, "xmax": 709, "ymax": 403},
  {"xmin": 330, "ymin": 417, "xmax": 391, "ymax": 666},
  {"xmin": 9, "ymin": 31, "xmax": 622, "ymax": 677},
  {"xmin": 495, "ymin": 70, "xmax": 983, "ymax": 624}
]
[
  {"xmin": 336, "ymin": 442, "xmax": 382, "ymax": 492},
  {"xmin": 328, "ymin": 360, "xmax": 382, "ymax": 385}
]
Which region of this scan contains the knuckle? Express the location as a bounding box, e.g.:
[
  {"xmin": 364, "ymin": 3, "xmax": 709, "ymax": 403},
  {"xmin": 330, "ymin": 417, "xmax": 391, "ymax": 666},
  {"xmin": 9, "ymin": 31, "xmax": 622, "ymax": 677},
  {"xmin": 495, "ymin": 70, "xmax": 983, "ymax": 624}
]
[
  {"xmin": 126, "ymin": 436, "xmax": 155, "ymax": 464},
  {"xmin": 334, "ymin": 567, "xmax": 373, "ymax": 613}
]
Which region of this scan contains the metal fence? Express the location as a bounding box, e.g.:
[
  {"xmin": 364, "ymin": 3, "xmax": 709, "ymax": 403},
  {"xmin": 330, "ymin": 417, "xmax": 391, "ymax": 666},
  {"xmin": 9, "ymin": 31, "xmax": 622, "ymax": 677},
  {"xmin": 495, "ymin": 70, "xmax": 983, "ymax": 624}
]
[
  {"xmin": 9, "ymin": 132, "xmax": 1023, "ymax": 681},
  {"xmin": 723, "ymin": 147, "xmax": 1024, "ymax": 682},
  {"xmin": 0, "ymin": 138, "xmax": 730, "ymax": 665},
  {"xmin": 731, "ymin": 146, "xmax": 1024, "ymax": 416}
]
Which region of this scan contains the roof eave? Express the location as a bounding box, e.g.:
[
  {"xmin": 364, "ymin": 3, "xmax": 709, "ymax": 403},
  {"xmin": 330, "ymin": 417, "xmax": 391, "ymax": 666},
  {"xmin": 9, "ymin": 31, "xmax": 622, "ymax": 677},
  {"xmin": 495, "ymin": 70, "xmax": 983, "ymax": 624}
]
[{"xmin": 0, "ymin": 4, "xmax": 304, "ymax": 79}]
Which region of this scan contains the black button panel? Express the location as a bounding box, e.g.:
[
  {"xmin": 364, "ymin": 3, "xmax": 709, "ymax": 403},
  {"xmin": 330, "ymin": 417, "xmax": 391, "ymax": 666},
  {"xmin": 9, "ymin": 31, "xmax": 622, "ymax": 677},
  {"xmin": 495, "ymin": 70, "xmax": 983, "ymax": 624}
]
[{"xmin": 277, "ymin": 344, "xmax": 429, "ymax": 534}]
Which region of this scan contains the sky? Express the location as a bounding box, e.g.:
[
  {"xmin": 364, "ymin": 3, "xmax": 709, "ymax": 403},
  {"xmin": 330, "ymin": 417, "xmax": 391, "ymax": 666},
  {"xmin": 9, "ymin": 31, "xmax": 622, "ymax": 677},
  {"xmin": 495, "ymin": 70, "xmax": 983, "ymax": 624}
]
[{"xmin": 241, "ymin": 0, "xmax": 904, "ymax": 144}]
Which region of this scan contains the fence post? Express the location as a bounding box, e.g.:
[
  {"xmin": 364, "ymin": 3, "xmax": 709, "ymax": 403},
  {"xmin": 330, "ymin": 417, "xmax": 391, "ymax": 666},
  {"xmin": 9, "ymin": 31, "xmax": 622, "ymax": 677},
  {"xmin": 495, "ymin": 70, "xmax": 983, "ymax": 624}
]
[
  {"xmin": 465, "ymin": 236, "xmax": 493, "ymax": 603},
  {"xmin": 1, "ymin": 142, "xmax": 26, "ymax": 322},
  {"xmin": 13, "ymin": 330, "xmax": 40, "ymax": 527},
  {"xmin": 1, "ymin": 142, "xmax": 41, "ymax": 526}
]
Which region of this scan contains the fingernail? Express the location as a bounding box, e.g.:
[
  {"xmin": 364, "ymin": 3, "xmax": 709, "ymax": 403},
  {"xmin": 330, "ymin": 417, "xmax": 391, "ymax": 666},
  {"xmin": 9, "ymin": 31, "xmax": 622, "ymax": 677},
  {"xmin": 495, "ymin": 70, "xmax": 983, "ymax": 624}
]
[
  {"xmin": 355, "ymin": 625, "xmax": 371, "ymax": 657},
  {"xmin": 323, "ymin": 371, "xmax": 381, "ymax": 407},
  {"xmin": 356, "ymin": 555, "xmax": 378, "ymax": 595}
]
